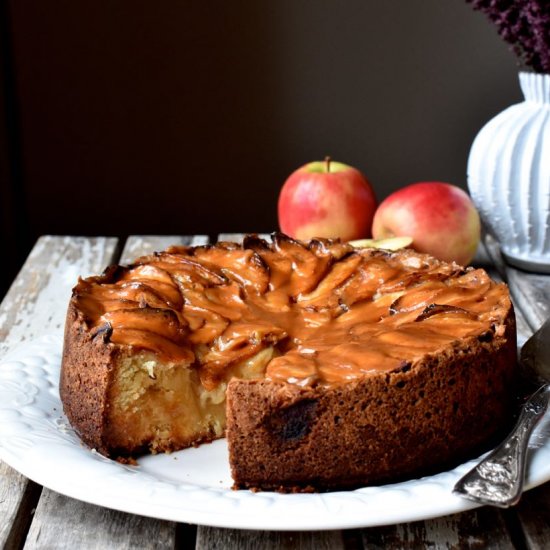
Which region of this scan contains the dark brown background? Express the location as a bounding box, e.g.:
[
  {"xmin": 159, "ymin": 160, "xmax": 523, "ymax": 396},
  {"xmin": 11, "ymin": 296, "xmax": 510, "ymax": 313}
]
[{"xmin": 0, "ymin": 1, "xmax": 522, "ymax": 298}]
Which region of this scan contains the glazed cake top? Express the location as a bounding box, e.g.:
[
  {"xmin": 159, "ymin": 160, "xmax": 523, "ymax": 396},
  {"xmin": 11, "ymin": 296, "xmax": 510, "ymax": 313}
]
[{"xmin": 72, "ymin": 234, "xmax": 511, "ymax": 389}]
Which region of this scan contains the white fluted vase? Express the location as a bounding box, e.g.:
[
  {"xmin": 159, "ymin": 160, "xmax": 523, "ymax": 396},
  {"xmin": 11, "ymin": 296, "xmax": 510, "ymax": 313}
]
[{"xmin": 468, "ymin": 71, "xmax": 550, "ymax": 272}]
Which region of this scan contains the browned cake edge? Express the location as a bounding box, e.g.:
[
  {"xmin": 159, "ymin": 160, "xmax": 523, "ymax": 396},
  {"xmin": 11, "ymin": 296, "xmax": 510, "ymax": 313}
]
[
  {"xmin": 226, "ymin": 306, "xmax": 517, "ymax": 492},
  {"xmin": 60, "ymin": 301, "xmax": 118, "ymax": 456}
]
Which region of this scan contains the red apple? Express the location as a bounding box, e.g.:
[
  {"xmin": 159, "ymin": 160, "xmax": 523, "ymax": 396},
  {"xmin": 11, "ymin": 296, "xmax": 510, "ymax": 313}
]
[
  {"xmin": 372, "ymin": 182, "xmax": 481, "ymax": 265},
  {"xmin": 278, "ymin": 158, "xmax": 377, "ymax": 241}
]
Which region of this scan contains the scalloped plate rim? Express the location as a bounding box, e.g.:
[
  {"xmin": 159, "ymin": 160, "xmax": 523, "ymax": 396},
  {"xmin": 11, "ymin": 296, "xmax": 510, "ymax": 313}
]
[{"xmin": 1, "ymin": 336, "xmax": 550, "ymax": 530}]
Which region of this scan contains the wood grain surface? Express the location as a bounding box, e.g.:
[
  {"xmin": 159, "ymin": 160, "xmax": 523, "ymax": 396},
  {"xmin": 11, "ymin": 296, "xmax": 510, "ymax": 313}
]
[
  {"xmin": 483, "ymin": 234, "xmax": 550, "ymax": 332},
  {"xmin": 362, "ymin": 508, "xmax": 517, "ymax": 549},
  {"xmin": 195, "ymin": 527, "xmax": 347, "ymax": 550},
  {"xmin": 0, "ymin": 461, "xmax": 41, "ymax": 550},
  {"xmin": 118, "ymin": 235, "xmax": 208, "ymax": 263},
  {"xmin": 22, "ymin": 236, "xmax": 206, "ymax": 550},
  {"xmin": 0, "ymin": 236, "xmax": 118, "ymax": 356},
  {"xmin": 0, "ymin": 236, "xmax": 118, "ymax": 550},
  {"xmin": 516, "ymin": 484, "xmax": 550, "ymax": 549},
  {"xmin": 24, "ymin": 490, "xmax": 177, "ymax": 550}
]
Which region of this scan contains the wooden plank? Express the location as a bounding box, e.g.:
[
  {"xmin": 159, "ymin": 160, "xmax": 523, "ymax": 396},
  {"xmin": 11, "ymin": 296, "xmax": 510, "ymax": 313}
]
[
  {"xmin": 118, "ymin": 235, "xmax": 208, "ymax": 262},
  {"xmin": 217, "ymin": 233, "xmax": 271, "ymax": 242},
  {"xmin": 477, "ymin": 239, "xmax": 533, "ymax": 348},
  {"xmin": 0, "ymin": 235, "xmax": 119, "ymax": 356},
  {"xmin": 141, "ymin": 234, "xmax": 348, "ymax": 546},
  {"xmin": 25, "ymin": 236, "xmax": 207, "ymax": 549},
  {"xmin": 516, "ymin": 484, "xmax": 550, "ymax": 549},
  {"xmin": 0, "ymin": 461, "xmax": 41, "ymax": 550},
  {"xmin": 482, "ymin": 237, "xmax": 550, "ymax": 544},
  {"xmin": 205, "ymin": 233, "xmax": 347, "ymax": 546},
  {"xmin": 506, "ymin": 268, "xmax": 550, "ymax": 331},
  {"xmin": 24, "ymin": 490, "xmax": 176, "ymax": 550},
  {"xmin": 195, "ymin": 527, "xmax": 346, "ymax": 550},
  {"xmin": 357, "ymin": 243, "xmax": 520, "ymax": 545},
  {"xmin": 483, "ymin": 234, "xmax": 550, "ymax": 331},
  {"xmin": 362, "ymin": 509, "xmax": 515, "ymax": 549},
  {"xmin": 0, "ymin": 236, "xmax": 119, "ymax": 550}
]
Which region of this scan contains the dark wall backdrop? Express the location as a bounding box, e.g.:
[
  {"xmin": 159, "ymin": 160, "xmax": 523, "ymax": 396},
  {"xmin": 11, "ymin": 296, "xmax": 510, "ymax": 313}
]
[{"xmin": 0, "ymin": 1, "xmax": 522, "ymax": 296}]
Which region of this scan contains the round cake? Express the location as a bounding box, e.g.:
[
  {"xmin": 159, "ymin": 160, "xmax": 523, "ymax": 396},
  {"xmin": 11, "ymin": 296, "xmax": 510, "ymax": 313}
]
[{"xmin": 60, "ymin": 233, "xmax": 517, "ymax": 491}]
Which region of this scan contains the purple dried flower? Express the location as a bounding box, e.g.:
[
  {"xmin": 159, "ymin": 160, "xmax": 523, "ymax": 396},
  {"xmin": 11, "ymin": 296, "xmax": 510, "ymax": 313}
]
[{"xmin": 466, "ymin": 0, "xmax": 550, "ymax": 73}]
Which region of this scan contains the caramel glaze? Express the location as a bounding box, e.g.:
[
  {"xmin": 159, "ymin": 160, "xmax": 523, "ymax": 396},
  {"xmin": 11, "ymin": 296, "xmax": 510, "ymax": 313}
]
[{"xmin": 73, "ymin": 234, "xmax": 511, "ymax": 390}]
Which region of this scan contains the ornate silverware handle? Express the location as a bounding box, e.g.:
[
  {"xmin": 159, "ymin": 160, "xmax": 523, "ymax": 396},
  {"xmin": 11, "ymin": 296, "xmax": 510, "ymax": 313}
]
[{"xmin": 453, "ymin": 384, "xmax": 550, "ymax": 508}]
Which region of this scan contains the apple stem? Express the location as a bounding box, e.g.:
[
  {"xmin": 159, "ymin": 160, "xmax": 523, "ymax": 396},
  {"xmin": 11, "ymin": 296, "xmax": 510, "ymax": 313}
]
[{"xmin": 325, "ymin": 156, "xmax": 331, "ymax": 173}]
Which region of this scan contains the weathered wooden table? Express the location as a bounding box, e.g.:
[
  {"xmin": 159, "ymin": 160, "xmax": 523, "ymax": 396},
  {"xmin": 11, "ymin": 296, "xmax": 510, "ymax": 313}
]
[{"xmin": 1, "ymin": 234, "xmax": 550, "ymax": 549}]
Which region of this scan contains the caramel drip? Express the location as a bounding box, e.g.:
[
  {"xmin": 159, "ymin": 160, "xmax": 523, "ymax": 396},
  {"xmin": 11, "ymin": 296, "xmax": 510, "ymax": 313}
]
[{"xmin": 74, "ymin": 234, "xmax": 511, "ymax": 389}]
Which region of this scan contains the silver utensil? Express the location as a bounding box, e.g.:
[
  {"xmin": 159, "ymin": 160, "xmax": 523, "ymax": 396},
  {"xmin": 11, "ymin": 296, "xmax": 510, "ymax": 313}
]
[{"xmin": 453, "ymin": 317, "xmax": 550, "ymax": 508}]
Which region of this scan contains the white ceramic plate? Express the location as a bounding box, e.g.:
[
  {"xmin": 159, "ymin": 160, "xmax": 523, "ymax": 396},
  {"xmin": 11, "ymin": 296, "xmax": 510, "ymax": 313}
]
[{"xmin": 1, "ymin": 336, "xmax": 550, "ymax": 531}]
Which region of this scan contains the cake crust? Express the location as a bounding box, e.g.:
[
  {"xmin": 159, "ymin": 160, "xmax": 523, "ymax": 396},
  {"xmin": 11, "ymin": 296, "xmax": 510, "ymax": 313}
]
[
  {"xmin": 61, "ymin": 303, "xmax": 117, "ymax": 456},
  {"xmin": 60, "ymin": 234, "xmax": 518, "ymax": 490}
]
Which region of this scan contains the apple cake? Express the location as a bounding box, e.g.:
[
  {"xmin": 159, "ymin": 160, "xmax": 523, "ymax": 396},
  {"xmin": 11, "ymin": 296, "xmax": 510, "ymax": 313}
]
[{"xmin": 60, "ymin": 233, "xmax": 517, "ymax": 491}]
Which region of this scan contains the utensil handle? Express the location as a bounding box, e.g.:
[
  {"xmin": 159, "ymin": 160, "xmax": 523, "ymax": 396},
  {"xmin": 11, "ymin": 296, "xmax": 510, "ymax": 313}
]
[{"xmin": 453, "ymin": 384, "xmax": 550, "ymax": 508}]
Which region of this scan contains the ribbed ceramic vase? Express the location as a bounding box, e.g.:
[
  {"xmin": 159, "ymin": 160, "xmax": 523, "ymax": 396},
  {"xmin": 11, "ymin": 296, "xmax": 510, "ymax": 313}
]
[{"xmin": 467, "ymin": 71, "xmax": 550, "ymax": 273}]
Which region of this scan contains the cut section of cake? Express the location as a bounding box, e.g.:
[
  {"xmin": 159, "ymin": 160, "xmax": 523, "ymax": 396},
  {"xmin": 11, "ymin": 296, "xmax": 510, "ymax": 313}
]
[{"xmin": 60, "ymin": 233, "xmax": 516, "ymax": 490}]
